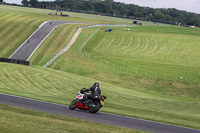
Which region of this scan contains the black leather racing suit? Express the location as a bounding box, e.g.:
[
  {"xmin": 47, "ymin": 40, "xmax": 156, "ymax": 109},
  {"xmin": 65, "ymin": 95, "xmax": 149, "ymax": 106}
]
[{"xmin": 84, "ymin": 85, "xmax": 101, "ymax": 100}]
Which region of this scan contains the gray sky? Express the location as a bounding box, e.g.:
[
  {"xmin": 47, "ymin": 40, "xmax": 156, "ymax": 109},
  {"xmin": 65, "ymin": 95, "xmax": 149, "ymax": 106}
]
[
  {"xmin": 115, "ymin": 0, "xmax": 200, "ymax": 14},
  {"xmin": 3, "ymin": 0, "xmax": 200, "ymax": 14}
]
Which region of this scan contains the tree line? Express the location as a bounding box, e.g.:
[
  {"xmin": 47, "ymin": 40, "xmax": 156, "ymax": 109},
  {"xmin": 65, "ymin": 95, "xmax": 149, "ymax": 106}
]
[{"xmin": 21, "ymin": 0, "xmax": 200, "ymax": 26}]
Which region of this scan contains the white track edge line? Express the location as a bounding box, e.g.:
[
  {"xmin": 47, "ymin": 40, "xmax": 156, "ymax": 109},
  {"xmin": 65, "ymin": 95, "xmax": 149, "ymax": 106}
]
[
  {"xmin": 0, "ymin": 93, "xmax": 67, "ymax": 107},
  {"xmin": 0, "ymin": 92, "xmax": 199, "ymax": 132},
  {"xmin": 9, "ymin": 21, "xmax": 48, "ymax": 59},
  {"xmin": 27, "ymin": 25, "xmax": 58, "ymax": 61},
  {"xmin": 100, "ymin": 111, "xmax": 200, "ymax": 131},
  {"xmin": 27, "ymin": 22, "xmax": 84, "ymax": 61}
]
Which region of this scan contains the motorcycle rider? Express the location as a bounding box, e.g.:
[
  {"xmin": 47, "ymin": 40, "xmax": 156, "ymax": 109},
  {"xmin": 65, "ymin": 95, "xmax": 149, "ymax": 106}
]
[{"xmin": 81, "ymin": 83, "xmax": 101, "ymax": 103}]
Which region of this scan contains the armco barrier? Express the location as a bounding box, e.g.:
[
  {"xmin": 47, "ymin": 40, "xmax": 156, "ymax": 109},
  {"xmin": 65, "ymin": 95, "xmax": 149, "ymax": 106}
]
[{"xmin": 0, "ymin": 57, "xmax": 30, "ymax": 66}]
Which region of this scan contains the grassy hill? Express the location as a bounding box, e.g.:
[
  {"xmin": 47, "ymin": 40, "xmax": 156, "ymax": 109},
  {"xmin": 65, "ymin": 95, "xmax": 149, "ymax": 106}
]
[
  {"xmin": 0, "ymin": 4, "xmax": 157, "ymax": 58},
  {"xmin": 0, "ymin": 104, "xmax": 142, "ymax": 133},
  {"xmin": 48, "ymin": 26, "xmax": 200, "ymax": 83},
  {"xmin": 32, "ymin": 26, "xmax": 200, "ymax": 97},
  {"xmin": 1, "ymin": 62, "xmax": 200, "ymax": 129},
  {"xmin": 0, "ymin": 4, "xmax": 149, "ymax": 58},
  {"xmin": 0, "ymin": 4, "xmax": 200, "ymax": 130}
]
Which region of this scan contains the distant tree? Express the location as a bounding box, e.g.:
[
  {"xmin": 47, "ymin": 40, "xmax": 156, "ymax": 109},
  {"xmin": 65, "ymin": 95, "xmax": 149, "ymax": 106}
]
[
  {"xmin": 148, "ymin": 13, "xmax": 153, "ymax": 21},
  {"xmin": 36, "ymin": 0, "xmax": 200, "ymax": 25},
  {"xmin": 0, "ymin": 0, "xmax": 3, "ymax": 4},
  {"xmin": 134, "ymin": 12, "xmax": 143, "ymax": 17},
  {"xmin": 29, "ymin": 0, "xmax": 38, "ymax": 7},
  {"xmin": 21, "ymin": 0, "xmax": 29, "ymax": 6},
  {"xmin": 165, "ymin": 15, "xmax": 172, "ymax": 21},
  {"xmin": 154, "ymin": 10, "xmax": 165, "ymax": 19}
]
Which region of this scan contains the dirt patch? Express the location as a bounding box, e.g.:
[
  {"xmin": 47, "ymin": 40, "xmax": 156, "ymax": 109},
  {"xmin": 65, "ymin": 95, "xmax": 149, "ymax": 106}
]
[{"xmin": 172, "ymin": 82, "xmax": 185, "ymax": 88}]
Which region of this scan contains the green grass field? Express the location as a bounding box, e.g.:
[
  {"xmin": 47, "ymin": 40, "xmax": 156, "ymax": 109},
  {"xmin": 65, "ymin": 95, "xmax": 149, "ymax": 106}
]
[
  {"xmin": 0, "ymin": 4, "xmax": 144, "ymax": 58},
  {"xmin": 0, "ymin": 104, "xmax": 144, "ymax": 133},
  {"xmin": 1, "ymin": 62, "xmax": 200, "ymax": 129},
  {"xmin": 62, "ymin": 26, "xmax": 200, "ymax": 83},
  {"xmin": 0, "ymin": 4, "xmax": 200, "ymax": 131}
]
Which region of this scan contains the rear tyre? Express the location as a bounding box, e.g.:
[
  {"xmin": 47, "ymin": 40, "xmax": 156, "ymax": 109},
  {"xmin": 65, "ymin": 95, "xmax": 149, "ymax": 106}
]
[
  {"xmin": 89, "ymin": 102, "xmax": 100, "ymax": 113},
  {"xmin": 69, "ymin": 100, "xmax": 76, "ymax": 110}
]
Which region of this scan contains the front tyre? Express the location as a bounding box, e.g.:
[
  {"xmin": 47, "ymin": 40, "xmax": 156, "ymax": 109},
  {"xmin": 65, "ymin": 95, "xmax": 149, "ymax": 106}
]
[
  {"xmin": 89, "ymin": 102, "xmax": 101, "ymax": 113},
  {"xmin": 69, "ymin": 100, "xmax": 76, "ymax": 110}
]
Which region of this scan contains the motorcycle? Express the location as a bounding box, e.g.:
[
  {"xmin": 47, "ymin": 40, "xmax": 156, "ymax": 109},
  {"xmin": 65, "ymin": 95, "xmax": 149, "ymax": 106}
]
[{"xmin": 69, "ymin": 91, "xmax": 107, "ymax": 113}]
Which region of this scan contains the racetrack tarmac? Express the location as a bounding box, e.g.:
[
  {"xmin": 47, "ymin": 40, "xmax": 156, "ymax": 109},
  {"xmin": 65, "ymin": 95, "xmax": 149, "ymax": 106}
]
[
  {"xmin": 9, "ymin": 21, "xmax": 84, "ymax": 61},
  {"xmin": 0, "ymin": 93, "xmax": 199, "ymax": 133}
]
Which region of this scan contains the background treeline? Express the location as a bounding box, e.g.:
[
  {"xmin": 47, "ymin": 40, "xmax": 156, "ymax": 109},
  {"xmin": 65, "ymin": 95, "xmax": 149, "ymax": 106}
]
[{"xmin": 21, "ymin": 0, "xmax": 200, "ymax": 26}]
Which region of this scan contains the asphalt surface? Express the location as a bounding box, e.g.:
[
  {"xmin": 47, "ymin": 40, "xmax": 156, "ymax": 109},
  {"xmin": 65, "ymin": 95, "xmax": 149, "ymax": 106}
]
[
  {"xmin": 9, "ymin": 21, "xmax": 84, "ymax": 61},
  {"xmin": 4, "ymin": 21, "xmax": 200, "ymax": 133},
  {"xmin": 0, "ymin": 93, "xmax": 199, "ymax": 133}
]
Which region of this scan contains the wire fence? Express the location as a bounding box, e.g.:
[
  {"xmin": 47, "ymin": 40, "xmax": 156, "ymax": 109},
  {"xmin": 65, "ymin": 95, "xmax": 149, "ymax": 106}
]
[
  {"xmin": 43, "ymin": 24, "xmax": 200, "ymax": 83},
  {"xmin": 82, "ymin": 53, "xmax": 200, "ymax": 83},
  {"xmin": 44, "ymin": 24, "xmax": 136, "ymax": 68}
]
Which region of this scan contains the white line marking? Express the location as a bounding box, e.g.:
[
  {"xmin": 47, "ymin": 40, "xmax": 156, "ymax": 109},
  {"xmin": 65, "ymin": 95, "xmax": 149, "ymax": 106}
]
[
  {"xmin": 9, "ymin": 21, "xmax": 48, "ymax": 59},
  {"xmin": 27, "ymin": 25, "xmax": 58, "ymax": 61},
  {"xmin": 0, "ymin": 92, "xmax": 200, "ymax": 132},
  {"xmin": 0, "ymin": 93, "xmax": 67, "ymax": 107}
]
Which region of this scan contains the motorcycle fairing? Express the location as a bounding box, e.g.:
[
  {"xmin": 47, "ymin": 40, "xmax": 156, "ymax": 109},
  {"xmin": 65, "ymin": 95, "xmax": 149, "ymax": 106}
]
[
  {"xmin": 76, "ymin": 101, "xmax": 88, "ymax": 109},
  {"xmin": 76, "ymin": 92, "xmax": 84, "ymax": 100}
]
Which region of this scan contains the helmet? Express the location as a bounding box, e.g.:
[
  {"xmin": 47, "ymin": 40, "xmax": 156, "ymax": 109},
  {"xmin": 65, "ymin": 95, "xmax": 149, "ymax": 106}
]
[{"xmin": 93, "ymin": 82, "xmax": 99, "ymax": 87}]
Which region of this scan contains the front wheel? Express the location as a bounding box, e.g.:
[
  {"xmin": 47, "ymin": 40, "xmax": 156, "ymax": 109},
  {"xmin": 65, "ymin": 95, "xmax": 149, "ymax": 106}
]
[
  {"xmin": 69, "ymin": 100, "xmax": 76, "ymax": 110},
  {"xmin": 88, "ymin": 102, "xmax": 101, "ymax": 113}
]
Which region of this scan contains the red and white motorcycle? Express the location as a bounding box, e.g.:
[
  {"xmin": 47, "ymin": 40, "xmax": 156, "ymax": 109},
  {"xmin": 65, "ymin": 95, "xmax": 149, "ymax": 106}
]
[{"xmin": 69, "ymin": 90, "xmax": 107, "ymax": 113}]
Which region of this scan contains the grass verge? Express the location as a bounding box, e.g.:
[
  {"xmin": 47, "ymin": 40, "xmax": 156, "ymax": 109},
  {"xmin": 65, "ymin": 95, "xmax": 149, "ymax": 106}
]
[
  {"xmin": 0, "ymin": 62, "xmax": 200, "ymax": 129},
  {"xmin": 0, "ymin": 104, "xmax": 145, "ymax": 133}
]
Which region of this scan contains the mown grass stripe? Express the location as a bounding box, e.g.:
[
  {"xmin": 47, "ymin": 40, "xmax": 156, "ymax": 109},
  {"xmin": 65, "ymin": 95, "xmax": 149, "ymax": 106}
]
[
  {"xmin": 0, "ymin": 70, "xmax": 14, "ymax": 90},
  {"xmin": 112, "ymin": 33, "xmax": 127, "ymax": 54},
  {"xmin": 121, "ymin": 36, "xmax": 133, "ymax": 50},
  {"xmin": 3, "ymin": 68, "xmax": 33, "ymax": 92},
  {"xmin": 1, "ymin": 68, "xmax": 22, "ymax": 91},
  {"xmin": 0, "ymin": 15, "xmax": 24, "ymax": 37},
  {"xmin": 0, "ymin": 17, "xmax": 38, "ymax": 52},
  {"xmin": 0, "ymin": 16, "xmax": 29, "ymax": 38},
  {"xmin": 1, "ymin": 5, "xmax": 200, "ymax": 130},
  {"xmin": 104, "ymin": 34, "xmax": 117, "ymax": 48},
  {"xmin": 15, "ymin": 70, "xmax": 35, "ymax": 89},
  {"xmin": 30, "ymin": 24, "xmax": 79, "ymax": 66}
]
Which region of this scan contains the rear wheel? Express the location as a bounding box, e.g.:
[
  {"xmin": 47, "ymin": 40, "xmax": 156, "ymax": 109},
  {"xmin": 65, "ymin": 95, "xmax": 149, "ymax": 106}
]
[
  {"xmin": 89, "ymin": 102, "xmax": 101, "ymax": 113},
  {"xmin": 69, "ymin": 100, "xmax": 76, "ymax": 110}
]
